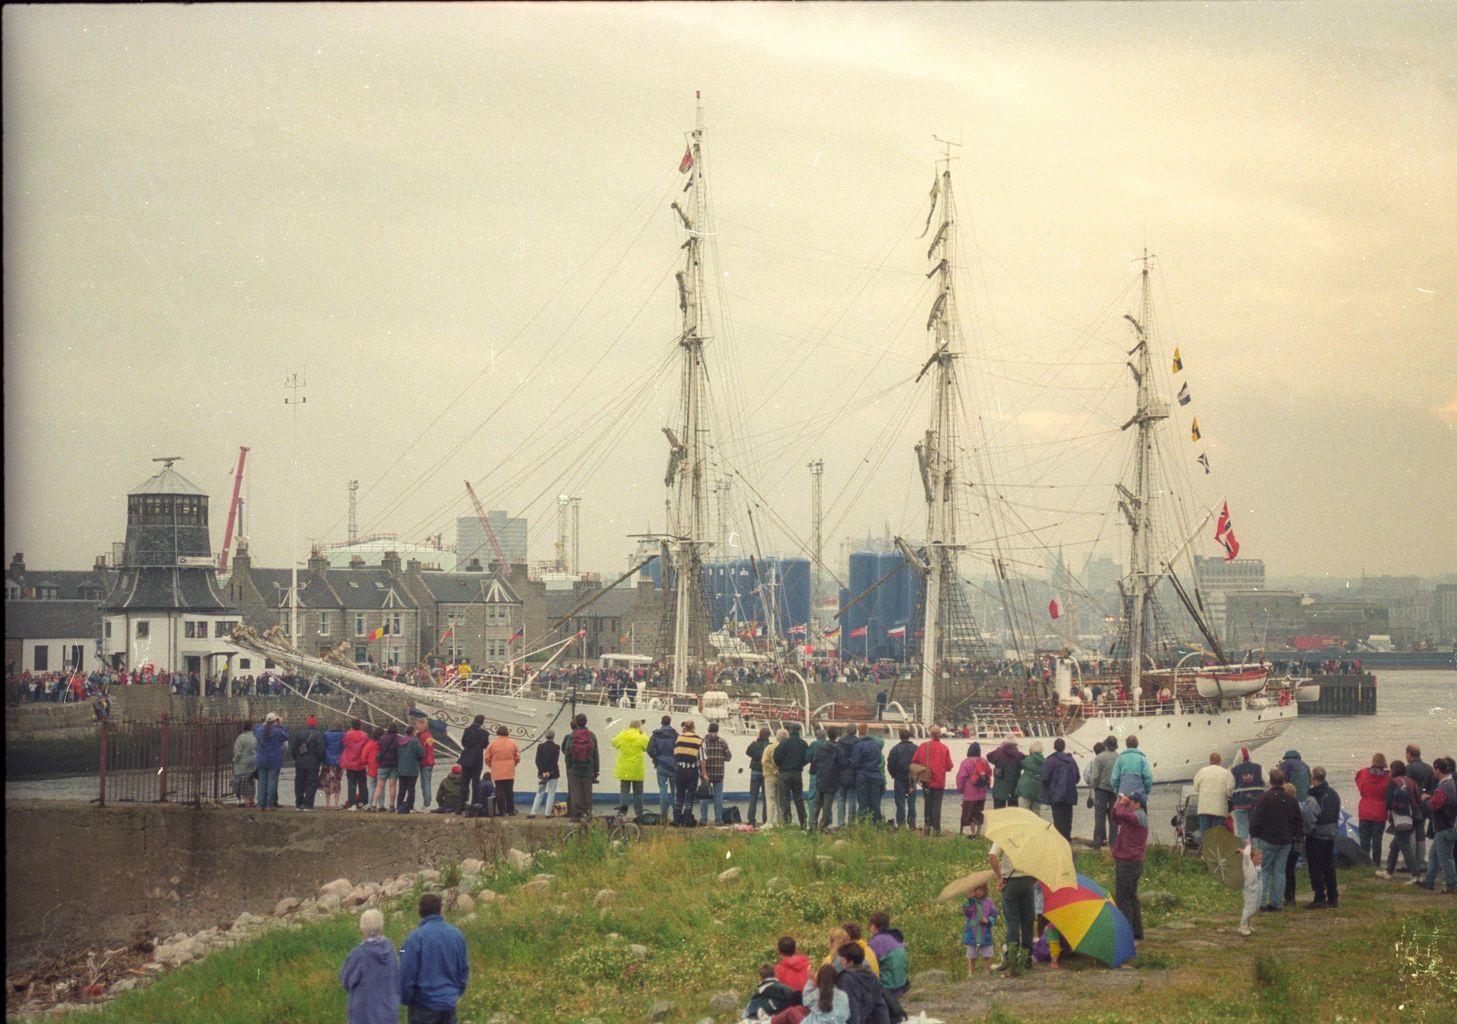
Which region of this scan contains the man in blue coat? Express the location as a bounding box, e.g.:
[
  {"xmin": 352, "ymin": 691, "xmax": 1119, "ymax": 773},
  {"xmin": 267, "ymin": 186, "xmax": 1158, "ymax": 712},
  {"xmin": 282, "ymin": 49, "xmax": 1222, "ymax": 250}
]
[
  {"xmin": 399, "ymin": 893, "xmax": 468, "ymax": 1024},
  {"xmin": 1110, "ymin": 735, "xmax": 1154, "ymax": 802},
  {"xmin": 1040, "ymin": 737, "xmax": 1081, "ymax": 840}
]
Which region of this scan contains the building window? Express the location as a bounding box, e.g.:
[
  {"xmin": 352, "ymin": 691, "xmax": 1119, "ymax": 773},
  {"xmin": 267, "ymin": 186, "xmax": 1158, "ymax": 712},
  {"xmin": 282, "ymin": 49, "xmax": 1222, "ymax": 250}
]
[
  {"xmin": 238, "ymin": 658, "xmax": 251, "ymax": 670},
  {"xmin": 33, "ymin": 646, "xmax": 48, "ymax": 671},
  {"xmin": 355, "ymin": 613, "xmax": 365, "ymax": 636},
  {"xmin": 388, "ymin": 648, "xmax": 400, "ymax": 666},
  {"xmin": 214, "ymin": 620, "xmax": 238, "ymax": 638},
  {"xmin": 354, "ymin": 645, "xmax": 368, "ymax": 663},
  {"xmin": 390, "ymin": 613, "xmax": 402, "ymax": 636},
  {"xmin": 446, "ymin": 640, "xmax": 465, "ymax": 661},
  {"xmin": 446, "ymin": 606, "xmax": 466, "ymax": 627},
  {"xmin": 104, "ymin": 620, "xmax": 112, "ymax": 639},
  {"xmin": 318, "ymin": 611, "xmax": 331, "ymax": 635},
  {"xmin": 136, "ymin": 621, "xmax": 150, "ymax": 639},
  {"xmin": 184, "ymin": 621, "xmax": 203, "ymax": 639}
]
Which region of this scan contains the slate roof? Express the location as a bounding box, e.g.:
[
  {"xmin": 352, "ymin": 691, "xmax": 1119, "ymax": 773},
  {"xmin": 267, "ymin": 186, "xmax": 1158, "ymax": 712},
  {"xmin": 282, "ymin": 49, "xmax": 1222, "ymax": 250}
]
[
  {"xmin": 547, "ymin": 586, "xmax": 640, "ymax": 620},
  {"xmin": 241, "ymin": 567, "xmax": 417, "ymax": 611},
  {"xmin": 6, "ymin": 569, "xmax": 111, "ymax": 601},
  {"xmin": 130, "ymin": 465, "xmax": 207, "ymax": 496},
  {"xmin": 413, "ymin": 571, "xmax": 520, "ymax": 605},
  {"xmin": 101, "ymin": 567, "xmax": 234, "ymax": 613},
  {"xmin": 5, "ymin": 599, "xmax": 100, "ymax": 639}
]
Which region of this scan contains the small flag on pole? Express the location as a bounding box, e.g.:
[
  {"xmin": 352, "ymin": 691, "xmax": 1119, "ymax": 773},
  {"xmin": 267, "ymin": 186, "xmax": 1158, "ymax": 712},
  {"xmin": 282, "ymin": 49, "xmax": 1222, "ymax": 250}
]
[
  {"xmin": 1172, "ymin": 348, "xmax": 1183, "ymax": 373},
  {"xmin": 887, "ymin": 625, "xmax": 907, "ymax": 638},
  {"xmin": 1198, "ymin": 453, "xmax": 1211, "ymax": 474},
  {"xmin": 1216, "ymin": 501, "xmax": 1231, "ymax": 541},
  {"xmin": 1177, "ymin": 382, "xmax": 1191, "ymax": 406},
  {"xmin": 787, "ymin": 624, "xmax": 807, "ymax": 636},
  {"xmin": 822, "ymin": 625, "xmax": 841, "ymax": 638},
  {"xmin": 574, "ymin": 628, "xmax": 586, "ymax": 639},
  {"xmin": 1222, "ymin": 528, "xmax": 1240, "ymax": 561},
  {"xmin": 440, "ymin": 625, "xmax": 454, "ymax": 641},
  {"xmin": 1190, "ymin": 418, "xmax": 1201, "ymax": 442},
  {"xmin": 850, "ymin": 625, "xmax": 868, "ymax": 639},
  {"xmin": 368, "ymin": 626, "xmax": 386, "ymax": 642},
  {"xmin": 679, "ymin": 146, "xmax": 693, "ymax": 173},
  {"xmin": 1048, "ymin": 599, "xmax": 1060, "ymax": 620},
  {"xmin": 510, "ymin": 627, "xmax": 524, "ymax": 643}
]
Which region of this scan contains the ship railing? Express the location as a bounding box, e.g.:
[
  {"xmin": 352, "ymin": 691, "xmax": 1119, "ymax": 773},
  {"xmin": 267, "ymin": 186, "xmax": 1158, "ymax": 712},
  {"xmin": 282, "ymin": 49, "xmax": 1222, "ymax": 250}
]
[{"xmin": 447, "ymin": 674, "xmax": 807, "ymax": 723}]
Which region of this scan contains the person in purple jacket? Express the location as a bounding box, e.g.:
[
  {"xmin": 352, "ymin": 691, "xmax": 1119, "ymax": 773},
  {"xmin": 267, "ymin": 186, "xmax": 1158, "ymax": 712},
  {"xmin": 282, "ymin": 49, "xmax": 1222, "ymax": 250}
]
[{"xmin": 340, "ymin": 909, "xmax": 399, "ymax": 1024}]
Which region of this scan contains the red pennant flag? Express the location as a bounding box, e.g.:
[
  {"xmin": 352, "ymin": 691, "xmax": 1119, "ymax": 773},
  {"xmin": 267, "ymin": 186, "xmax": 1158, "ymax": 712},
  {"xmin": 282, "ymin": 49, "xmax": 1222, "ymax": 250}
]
[
  {"xmin": 1222, "ymin": 529, "xmax": 1240, "ymax": 562},
  {"xmin": 1048, "ymin": 599, "xmax": 1060, "ymax": 620},
  {"xmin": 850, "ymin": 625, "xmax": 868, "ymax": 639},
  {"xmin": 1216, "ymin": 501, "xmax": 1231, "ymax": 540},
  {"xmin": 678, "ymin": 146, "xmax": 693, "ymax": 173}
]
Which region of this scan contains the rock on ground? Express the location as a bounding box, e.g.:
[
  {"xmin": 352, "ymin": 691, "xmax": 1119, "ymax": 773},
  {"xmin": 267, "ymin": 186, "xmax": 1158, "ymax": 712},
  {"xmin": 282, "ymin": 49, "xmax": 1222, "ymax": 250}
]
[
  {"xmin": 454, "ymin": 893, "xmax": 475, "ymax": 914},
  {"xmin": 647, "ymin": 999, "xmax": 676, "ymax": 1022},
  {"xmin": 718, "ymin": 867, "xmax": 741, "ymax": 882},
  {"xmin": 766, "ymin": 876, "xmax": 789, "ymax": 891},
  {"xmin": 318, "ymin": 878, "xmax": 353, "ymax": 899},
  {"xmin": 460, "ymin": 858, "xmax": 485, "ymax": 874},
  {"xmin": 707, "ymin": 990, "xmax": 740, "ymax": 1013},
  {"xmin": 521, "ymin": 880, "xmax": 552, "ymax": 896},
  {"xmin": 593, "ymin": 888, "xmax": 617, "ymax": 907},
  {"xmin": 506, "ymin": 848, "xmax": 534, "ymax": 870},
  {"xmin": 629, "ymin": 943, "xmax": 649, "ymax": 959},
  {"xmin": 272, "ymin": 897, "xmax": 302, "ymax": 917}
]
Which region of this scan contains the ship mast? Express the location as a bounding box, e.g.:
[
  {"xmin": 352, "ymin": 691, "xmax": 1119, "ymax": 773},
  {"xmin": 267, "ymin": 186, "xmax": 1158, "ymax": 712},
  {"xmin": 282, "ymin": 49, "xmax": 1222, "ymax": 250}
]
[
  {"xmin": 916, "ymin": 144, "xmax": 964, "ymax": 727},
  {"xmin": 668, "ymin": 92, "xmax": 711, "ymax": 692},
  {"xmin": 1119, "ymin": 253, "xmax": 1168, "ymax": 696}
]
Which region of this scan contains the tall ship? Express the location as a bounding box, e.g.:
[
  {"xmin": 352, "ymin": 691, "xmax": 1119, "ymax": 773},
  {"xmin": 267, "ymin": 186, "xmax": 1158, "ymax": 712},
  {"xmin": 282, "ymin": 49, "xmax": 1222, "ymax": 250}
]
[{"xmin": 233, "ymin": 108, "xmax": 1298, "ymax": 793}]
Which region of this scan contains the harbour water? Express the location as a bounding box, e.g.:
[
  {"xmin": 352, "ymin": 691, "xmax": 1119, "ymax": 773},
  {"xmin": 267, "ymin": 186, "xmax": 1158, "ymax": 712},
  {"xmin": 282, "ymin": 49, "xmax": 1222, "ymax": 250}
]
[{"xmin": 8, "ymin": 670, "xmax": 1453, "ymax": 844}]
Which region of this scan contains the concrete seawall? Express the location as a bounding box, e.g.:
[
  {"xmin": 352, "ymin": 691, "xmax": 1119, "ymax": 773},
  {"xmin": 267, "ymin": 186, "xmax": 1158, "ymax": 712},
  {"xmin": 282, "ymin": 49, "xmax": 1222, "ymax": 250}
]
[{"xmin": 3, "ymin": 802, "xmax": 565, "ymax": 970}]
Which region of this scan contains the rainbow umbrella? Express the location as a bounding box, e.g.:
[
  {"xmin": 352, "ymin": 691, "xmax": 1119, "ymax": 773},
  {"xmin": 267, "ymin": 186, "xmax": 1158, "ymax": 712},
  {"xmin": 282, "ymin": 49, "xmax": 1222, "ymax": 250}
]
[{"xmin": 1038, "ymin": 872, "xmax": 1136, "ymax": 968}]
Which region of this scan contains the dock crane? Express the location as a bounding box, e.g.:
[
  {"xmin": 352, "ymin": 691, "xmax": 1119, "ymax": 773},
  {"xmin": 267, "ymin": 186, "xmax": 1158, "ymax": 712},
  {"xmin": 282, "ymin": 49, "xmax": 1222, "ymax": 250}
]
[
  {"xmin": 463, "ymin": 480, "xmax": 512, "ymax": 577},
  {"xmin": 217, "ymin": 445, "xmax": 250, "ymax": 574}
]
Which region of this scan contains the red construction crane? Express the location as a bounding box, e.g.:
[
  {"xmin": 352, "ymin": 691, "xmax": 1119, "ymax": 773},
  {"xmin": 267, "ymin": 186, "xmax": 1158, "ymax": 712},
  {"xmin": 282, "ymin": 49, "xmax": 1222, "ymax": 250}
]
[
  {"xmin": 217, "ymin": 446, "xmax": 250, "ymax": 574},
  {"xmin": 463, "ymin": 480, "xmax": 512, "ymax": 577}
]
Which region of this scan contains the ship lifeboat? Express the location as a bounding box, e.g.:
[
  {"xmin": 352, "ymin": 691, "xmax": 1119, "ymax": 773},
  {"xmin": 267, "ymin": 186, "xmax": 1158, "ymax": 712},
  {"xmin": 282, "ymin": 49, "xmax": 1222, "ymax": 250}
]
[
  {"xmin": 1294, "ymin": 683, "xmax": 1322, "ymax": 704},
  {"xmin": 1194, "ymin": 669, "xmax": 1269, "ymax": 699}
]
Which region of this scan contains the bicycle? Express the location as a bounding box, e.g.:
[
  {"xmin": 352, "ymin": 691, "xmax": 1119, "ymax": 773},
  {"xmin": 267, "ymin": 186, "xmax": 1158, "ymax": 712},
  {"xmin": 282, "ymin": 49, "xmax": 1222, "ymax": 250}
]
[{"xmin": 562, "ymin": 807, "xmax": 642, "ymax": 845}]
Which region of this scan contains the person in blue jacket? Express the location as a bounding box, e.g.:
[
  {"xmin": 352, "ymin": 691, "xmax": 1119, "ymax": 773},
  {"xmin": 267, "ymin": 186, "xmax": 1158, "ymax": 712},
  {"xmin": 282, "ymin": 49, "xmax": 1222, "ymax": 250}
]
[
  {"xmin": 399, "ymin": 892, "xmax": 468, "ymax": 1024},
  {"xmin": 1040, "ymin": 738, "xmax": 1081, "ymax": 840},
  {"xmin": 1110, "ymin": 734, "xmax": 1154, "ymax": 803},
  {"xmin": 340, "ymin": 908, "xmax": 399, "ymax": 1024},
  {"xmin": 252, "ymin": 713, "xmax": 290, "ymax": 810}
]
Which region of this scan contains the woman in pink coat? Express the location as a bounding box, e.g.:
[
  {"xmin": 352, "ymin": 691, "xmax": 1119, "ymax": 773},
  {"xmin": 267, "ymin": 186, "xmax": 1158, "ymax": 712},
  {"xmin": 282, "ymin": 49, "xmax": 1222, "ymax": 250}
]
[
  {"xmin": 484, "ymin": 725, "xmax": 521, "ymax": 817},
  {"xmin": 955, "ymin": 742, "xmax": 992, "ymax": 838}
]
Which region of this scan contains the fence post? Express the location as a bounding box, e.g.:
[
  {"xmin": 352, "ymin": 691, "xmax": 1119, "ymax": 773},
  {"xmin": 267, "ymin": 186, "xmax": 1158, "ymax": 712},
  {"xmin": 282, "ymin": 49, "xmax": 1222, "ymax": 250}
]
[
  {"xmin": 159, "ymin": 712, "xmax": 169, "ymax": 802},
  {"xmin": 192, "ymin": 719, "xmax": 203, "ymax": 807},
  {"xmin": 98, "ymin": 719, "xmax": 108, "ymax": 807}
]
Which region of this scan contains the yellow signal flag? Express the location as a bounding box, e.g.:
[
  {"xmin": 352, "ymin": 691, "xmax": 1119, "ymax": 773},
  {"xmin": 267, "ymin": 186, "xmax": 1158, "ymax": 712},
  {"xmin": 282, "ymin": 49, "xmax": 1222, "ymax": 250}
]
[
  {"xmin": 1191, "ymin": 418, "xmax": 1201, "ymax": 442},
  {"xmin": 1172, "ymin": 348, "xmax": 1183, "ymax": 373}
]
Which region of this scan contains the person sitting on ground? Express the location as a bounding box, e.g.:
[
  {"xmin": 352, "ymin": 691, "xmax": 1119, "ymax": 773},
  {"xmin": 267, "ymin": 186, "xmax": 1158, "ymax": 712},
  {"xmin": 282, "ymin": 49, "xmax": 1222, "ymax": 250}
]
[
  {"xmin": 1032, "ymin": 915, "xmax": 1063, "ymax": 969},
  {"xmin": 840, "ymin": 922, "xmax": 879, "ymax": 977},
  {"xmin": 431, "ymin": 765, "xmax": 464, "ymax": 813},
  {"xmin": 961, "ymin": 882, "xmax": 997, "ymax": 975},
  {"xmin": 775, "ymin": 936, "xmax": 811, "ymax": 992},
  {"xmin": 776, "ymin": 964, "xmax": 849, "ymax": 1024},
  {"xmin": 744, "ymin": 962, "xmax": 800, "ymax": 1019},
  {"xmin": 866, "ymin": 911, "xmax": 908, "ymax": 996},
  {"xmin": 833, "ymin": 943, "xmax": 892, "ymax": 1024},
  {"xmin": 340, "ymin": 908, "xmax": 399, "ymax": 1024}
]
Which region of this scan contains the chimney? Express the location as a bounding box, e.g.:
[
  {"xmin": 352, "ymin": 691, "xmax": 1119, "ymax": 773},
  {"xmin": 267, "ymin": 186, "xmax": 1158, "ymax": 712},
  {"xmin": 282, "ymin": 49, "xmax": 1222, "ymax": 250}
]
[
  {"xmin": 381, "ymin": 550, "xmax": 402, "ymax": 575},
  {"xmin": 307, "ymin": 545, "xmax": 329, "ymax": 574},
  {"xmin": 9, "ymin": 553, "xmax": 24, "ymax": 578},
  {"xmin": 349, "ymin": 555, "xmax": 367, "ymax": 569},
  {"xmin": 231, "ymin": 545, "xmax": 251, "ymax": 575},
  {"xmin": 406, "ymin": 558, "xmax": 422, "ymax": 575},
  {"xmin": 465, "ymin": 557, "xmax": 484, "ymax": 573}
]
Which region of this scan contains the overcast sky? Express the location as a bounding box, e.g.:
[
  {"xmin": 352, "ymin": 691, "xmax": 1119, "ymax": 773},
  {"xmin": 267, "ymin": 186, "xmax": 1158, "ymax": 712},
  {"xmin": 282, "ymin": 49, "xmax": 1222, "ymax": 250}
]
[{"xmin": 4, "ymin": 2, "xmax": 1454, "ymax": 584}]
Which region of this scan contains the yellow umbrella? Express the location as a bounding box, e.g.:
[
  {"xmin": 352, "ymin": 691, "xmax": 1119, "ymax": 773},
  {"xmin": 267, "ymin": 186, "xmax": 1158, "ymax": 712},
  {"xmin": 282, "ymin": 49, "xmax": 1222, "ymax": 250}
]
[
  {"xmin": 936, "ymin": 868, "xmax": 997, "ymax": 904},
  {"xmin": 981, "ymin": 807, "xmax": 1077, "ymax": 891}
]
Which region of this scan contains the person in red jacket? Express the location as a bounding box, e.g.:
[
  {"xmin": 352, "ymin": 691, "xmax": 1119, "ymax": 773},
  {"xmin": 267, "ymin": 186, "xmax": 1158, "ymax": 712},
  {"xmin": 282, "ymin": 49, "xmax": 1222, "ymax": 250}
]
[
  {"xmin": 362, "ymin": 728, "xmax": 383, "ymax": 812},
  {"xmin": 340, "ymin": 719, "xmax": 370, "ymax": 810},
  {"xmin": 418, "ymin": 723, "xmax": 438, "ymax": 810},
  {"xmin": 911, "ymin": 726, "xmax": 955, "ymax": 836},
  {"xmin": 1354, "ymin": 752, "xmax": 1391, "ymax": 867}
]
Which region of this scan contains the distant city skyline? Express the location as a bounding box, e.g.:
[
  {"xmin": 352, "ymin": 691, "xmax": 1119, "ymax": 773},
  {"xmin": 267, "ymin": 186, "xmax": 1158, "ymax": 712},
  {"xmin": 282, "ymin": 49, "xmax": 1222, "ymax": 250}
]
[{"xmin": 5, "ymin": 4, "xmax": 1454, "ymax": 579}]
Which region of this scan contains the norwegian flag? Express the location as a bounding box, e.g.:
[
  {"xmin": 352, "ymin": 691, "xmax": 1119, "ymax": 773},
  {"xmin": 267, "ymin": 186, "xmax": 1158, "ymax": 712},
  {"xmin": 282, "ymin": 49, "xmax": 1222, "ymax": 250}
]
[
  {"xmin": 1215, "ymin": 501, "xmax": 1231, "ymax": 541},
  {"xmin": 678, "ymin": 146, "xmax": 693, "ymax": 173},
  {"xmin": 1222, "ymin": 529, "xmax": 1241, "ymax": 562}
]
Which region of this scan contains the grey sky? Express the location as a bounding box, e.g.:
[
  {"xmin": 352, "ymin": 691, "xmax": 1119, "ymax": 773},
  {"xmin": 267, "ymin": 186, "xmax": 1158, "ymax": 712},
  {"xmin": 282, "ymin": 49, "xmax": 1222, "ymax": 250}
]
[{"xmin": 4, "ymin": 2, "xmax": 1454, "ymax": 582}]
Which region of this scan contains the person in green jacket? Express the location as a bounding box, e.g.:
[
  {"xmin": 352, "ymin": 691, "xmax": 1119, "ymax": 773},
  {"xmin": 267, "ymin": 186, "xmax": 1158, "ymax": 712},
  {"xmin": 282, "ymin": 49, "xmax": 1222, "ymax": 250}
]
[
  {"xmin": 612, "ymin": 720, "xmax": 650, "ymax": 819},
  {"xmin": 394, "ymin": 728, "xmax": 425, "ymax": 814},
  {"xmin": 1015, "ymin": 740, "xmax": 1046, "ymax": 814}
]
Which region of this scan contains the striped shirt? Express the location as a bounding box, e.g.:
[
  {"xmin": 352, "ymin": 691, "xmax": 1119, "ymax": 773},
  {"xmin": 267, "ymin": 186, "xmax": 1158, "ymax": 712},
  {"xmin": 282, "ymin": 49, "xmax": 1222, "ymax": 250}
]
[{"xmin": 673, "ymin": 731, "xmax": 703, "ymax": 770}]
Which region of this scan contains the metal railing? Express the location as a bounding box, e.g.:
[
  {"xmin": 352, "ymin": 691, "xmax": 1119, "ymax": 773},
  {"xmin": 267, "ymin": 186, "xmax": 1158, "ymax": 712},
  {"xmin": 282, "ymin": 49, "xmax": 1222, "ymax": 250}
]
[{"xmin": 98, "ymin": 714, "xmax": 247, "ymax": 806}]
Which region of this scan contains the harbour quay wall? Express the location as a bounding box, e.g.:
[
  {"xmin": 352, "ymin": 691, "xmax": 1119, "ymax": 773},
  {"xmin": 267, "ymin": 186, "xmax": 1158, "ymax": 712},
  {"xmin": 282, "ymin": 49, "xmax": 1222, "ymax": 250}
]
[
  {"xmin": 1298, "ymin": 673, "xmax": 1379, "ymax": 716},
  {"xmin": 3, "ymin": 802, "xmax": 563, "ymax": 971}
]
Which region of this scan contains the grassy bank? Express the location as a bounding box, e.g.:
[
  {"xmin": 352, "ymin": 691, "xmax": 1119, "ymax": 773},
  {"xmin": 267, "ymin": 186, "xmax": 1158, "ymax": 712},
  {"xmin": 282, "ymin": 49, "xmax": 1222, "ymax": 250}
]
[{"xmin": 35, "ymin": 826, "xmax": 1457, "ymax": 1024}]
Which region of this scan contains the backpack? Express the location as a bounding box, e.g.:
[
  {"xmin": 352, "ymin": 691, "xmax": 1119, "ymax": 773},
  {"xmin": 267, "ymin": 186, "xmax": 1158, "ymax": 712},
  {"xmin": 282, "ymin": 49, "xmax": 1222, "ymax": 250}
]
[
  {"xmin": 971, "ymin": 759, "xmax": 990, "ymax": 788},
  {"xmin": 908, "ymin": 762, "xmax": 932, "ymax": 785},
  {"xmin": 570, "ymin": 730, "xmax": 593, "ymax": 764}
]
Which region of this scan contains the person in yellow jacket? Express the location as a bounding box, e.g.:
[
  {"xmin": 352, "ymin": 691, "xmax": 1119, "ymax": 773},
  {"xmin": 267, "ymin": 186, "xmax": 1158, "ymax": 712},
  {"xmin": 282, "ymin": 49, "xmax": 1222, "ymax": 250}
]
[
  {"xmin": 761, "ymin": 730, "xmax": 781, "ymax": 828},
  {"xmin": 612, "ymin": 720, "xmax": 651, "ymax": 820}
]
